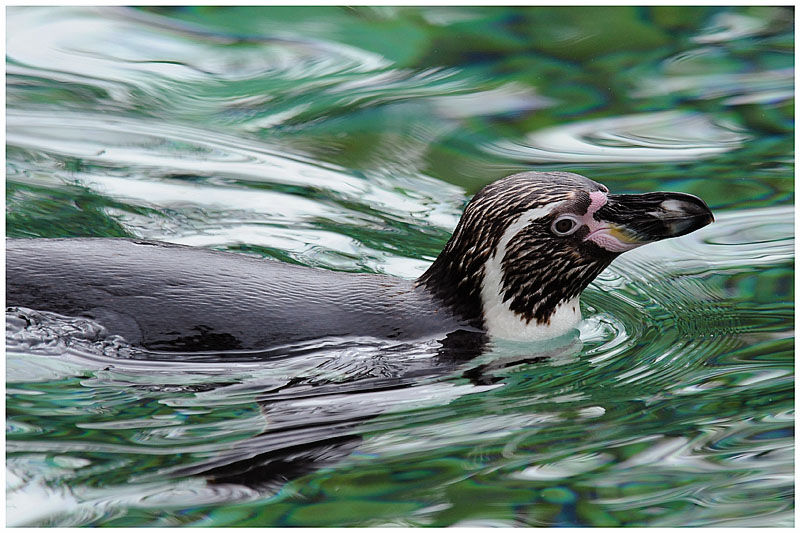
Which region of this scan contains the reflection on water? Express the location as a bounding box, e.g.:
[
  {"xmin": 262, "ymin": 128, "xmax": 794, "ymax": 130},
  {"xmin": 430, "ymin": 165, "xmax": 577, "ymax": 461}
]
[
  {"xmin": 6, "ymin": 5, "xmax": 794, "ymax": 528},
  {"xmin": 484, "ymin": 110, "xmax": 748, "ymax": 163}
]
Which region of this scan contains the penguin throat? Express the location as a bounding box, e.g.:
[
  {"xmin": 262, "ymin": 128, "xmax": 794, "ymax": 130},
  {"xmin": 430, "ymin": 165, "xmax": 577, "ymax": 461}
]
[{"xmin": 481, "ymin": 291, "xmax": 582, "ymax": 341}]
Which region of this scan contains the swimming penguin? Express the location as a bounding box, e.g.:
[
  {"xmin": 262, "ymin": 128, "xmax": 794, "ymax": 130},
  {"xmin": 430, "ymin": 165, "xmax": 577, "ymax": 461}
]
[{"xmin": 6, "ymin": 171, "xmax": 713, "ymax": 357}]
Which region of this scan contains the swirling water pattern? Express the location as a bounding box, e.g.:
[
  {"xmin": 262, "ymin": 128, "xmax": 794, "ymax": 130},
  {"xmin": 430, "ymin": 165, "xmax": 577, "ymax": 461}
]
[{"xmin": 6, "ymin": 6, "xmax": 793, "ymax": 527}]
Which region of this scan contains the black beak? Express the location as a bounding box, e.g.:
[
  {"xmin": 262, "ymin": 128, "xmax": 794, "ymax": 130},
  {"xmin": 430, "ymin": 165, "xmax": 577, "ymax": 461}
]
[{"xmin": 592, "ymin": 191, "xmax": 714, "ymax": 248}]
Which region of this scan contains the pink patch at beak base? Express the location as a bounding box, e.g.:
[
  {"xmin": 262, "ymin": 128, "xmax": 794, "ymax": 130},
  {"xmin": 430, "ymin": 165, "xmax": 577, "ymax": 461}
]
[
  {"xmin": 582, "ymin": 191, "xmax": 642, "ymax": 253},
  {"xmin": 586, "ymin": 190, "xmax": 607, "ymax": 216}
]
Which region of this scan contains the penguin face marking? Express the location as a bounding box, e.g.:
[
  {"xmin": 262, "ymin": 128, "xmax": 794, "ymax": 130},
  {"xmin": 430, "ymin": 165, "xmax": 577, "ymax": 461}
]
[
  {"xmin": 479, "ymin": 185, "xmax": 619, "ymax": 339},
  {"xmin": 480, "ymin": 200, "xmax": 584, "ymax": 340}
]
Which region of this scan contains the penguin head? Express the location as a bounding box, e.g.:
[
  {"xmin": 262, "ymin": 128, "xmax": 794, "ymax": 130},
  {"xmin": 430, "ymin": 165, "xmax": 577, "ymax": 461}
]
[{"xmin": 417, "ymin": 171, "xmax": 714, "ymax": 341}]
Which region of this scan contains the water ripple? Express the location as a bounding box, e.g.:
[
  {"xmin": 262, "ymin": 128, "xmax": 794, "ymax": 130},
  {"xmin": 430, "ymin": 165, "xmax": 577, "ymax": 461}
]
[
  {"xmin": 484, "ymin": 111, "xmax": 747, "ymax": 163},
  {"xmin": 6, "ymin": 108, "xmax": 464, "ymax": 276},
  {"xmin": 6, "ymin": 6, "xmax": 391, "ymax": 93}
]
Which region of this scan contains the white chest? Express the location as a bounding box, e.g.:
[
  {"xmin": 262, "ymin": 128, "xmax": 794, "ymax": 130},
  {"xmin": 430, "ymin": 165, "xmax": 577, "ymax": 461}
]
[{"xmin": 481, "ymin": 288, "xmax": 582, "ymax": 341}]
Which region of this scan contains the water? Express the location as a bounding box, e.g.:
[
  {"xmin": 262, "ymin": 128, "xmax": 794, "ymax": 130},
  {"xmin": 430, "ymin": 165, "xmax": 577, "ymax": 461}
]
[{"xmin": 5, "ymin": 6, "xmax": 794, "ymax": 527}]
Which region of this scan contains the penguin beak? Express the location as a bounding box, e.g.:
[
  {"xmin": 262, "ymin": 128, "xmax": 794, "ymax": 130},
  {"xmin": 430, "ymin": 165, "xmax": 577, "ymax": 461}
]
[{"xmin": 588, "ymin": 191, "xmax": 714, "ymax": 253}]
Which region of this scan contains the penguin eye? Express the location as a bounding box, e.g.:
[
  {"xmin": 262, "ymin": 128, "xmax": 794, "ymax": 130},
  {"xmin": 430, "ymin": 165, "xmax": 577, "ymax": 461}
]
[{"xmin": 551, "ymin": 215, "xmax": 580, "ymax": 236}]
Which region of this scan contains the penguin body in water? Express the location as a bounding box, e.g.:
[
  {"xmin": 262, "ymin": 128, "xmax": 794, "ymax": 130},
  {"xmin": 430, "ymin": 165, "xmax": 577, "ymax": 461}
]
[{"xmin": 6, "ymin": 171, "xmax": 713, "ymax": 357}]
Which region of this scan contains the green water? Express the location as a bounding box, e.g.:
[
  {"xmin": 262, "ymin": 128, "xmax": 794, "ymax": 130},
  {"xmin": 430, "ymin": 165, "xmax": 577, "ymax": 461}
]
[{"xmin": 6, "ymin": 6, "xmax": 793, "ymax": 527}]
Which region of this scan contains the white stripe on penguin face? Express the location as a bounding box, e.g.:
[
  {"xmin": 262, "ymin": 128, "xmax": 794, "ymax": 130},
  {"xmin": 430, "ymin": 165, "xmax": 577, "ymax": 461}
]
[{"xmin": 479, "ymin": 201, "xmax": 581, "ymax": 341}]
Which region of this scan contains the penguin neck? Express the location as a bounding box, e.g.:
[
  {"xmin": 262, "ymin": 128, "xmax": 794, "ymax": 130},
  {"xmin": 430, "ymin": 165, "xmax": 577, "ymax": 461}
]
[
  {"xmin": 416, "ymin": 250, "xmax": 584, "ymax": 340},
  {"xmin": 415, "ymin": 249, "xmax": 486, "ymax": 329}
]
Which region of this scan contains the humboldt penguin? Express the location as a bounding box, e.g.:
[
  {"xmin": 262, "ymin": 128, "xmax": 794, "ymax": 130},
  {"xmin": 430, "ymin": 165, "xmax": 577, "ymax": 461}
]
[{"xmin": 6, "ymin": 171, "xmax": 713, "ymax": 357}]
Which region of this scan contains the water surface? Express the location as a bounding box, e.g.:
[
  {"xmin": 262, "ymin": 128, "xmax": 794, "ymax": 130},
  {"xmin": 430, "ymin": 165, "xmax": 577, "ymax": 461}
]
[{"xmin": 6, "ymin": 6, "xmax": 793, "ymax": 527}]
